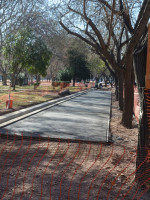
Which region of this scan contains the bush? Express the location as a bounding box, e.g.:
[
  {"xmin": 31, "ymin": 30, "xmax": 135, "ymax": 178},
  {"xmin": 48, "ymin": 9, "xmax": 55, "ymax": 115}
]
[
  {"xmin": 58, "ymin": 68, "xmax": 72, "ymax": 82},
  {"xmin": 34, "ymin": 82, "xmax": 40, "ymax": 86}
]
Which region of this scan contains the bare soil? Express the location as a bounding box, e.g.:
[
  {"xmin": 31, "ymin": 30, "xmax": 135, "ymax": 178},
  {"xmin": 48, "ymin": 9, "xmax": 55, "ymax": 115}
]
[{"xmin": 0, "ymin": 89, "xmax": 149, "ymax": 199}]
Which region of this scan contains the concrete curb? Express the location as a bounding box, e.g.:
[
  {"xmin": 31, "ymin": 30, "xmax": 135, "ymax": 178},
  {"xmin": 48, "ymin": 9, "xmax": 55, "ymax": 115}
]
[{"xmin": 0, "ymin": 89, "xmax": 92, "ymax": 128}]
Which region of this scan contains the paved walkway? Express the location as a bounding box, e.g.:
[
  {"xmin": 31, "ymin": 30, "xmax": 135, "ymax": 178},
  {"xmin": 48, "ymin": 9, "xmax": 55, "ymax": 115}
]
[{"xmin": 0, "ymin": 90, "xmax": 111, "ymax": 142}]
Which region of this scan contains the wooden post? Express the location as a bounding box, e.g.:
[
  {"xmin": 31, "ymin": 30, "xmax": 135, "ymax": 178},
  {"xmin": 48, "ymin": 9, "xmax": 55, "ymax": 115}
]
[{"xmin": 146, "ymin": 24, "xmax": 150, "ymax": 89}]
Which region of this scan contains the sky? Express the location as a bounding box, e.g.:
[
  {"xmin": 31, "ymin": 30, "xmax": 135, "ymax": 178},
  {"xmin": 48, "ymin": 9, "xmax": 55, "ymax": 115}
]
[{"xmin": 48, "ymin": 0, "xmax": 60, "ymax": 5}]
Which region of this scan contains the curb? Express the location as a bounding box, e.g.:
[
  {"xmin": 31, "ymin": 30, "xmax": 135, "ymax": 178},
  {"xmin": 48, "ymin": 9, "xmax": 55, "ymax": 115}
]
[{"xmin": 0, "ymin": 89, "xmax": 92, "ymax": 128}]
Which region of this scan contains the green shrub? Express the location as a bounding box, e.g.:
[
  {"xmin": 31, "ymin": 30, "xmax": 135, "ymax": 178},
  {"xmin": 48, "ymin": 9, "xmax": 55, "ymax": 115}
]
[{"xmin": 58, "ymin": 68, "xmax": 72, "ymax": 82}]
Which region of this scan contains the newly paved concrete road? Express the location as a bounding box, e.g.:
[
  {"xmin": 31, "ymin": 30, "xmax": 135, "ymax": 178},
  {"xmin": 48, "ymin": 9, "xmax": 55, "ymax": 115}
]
[{"xmin": 1, "ymin": 90, "xmax": 111, "ymax": 142}]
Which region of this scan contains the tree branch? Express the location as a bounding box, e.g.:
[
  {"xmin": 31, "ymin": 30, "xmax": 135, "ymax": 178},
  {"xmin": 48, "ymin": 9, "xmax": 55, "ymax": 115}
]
[
  {"xmin": 119, "ymin": 0, "xmax": 134, "ymax": 34},
  {"xmin": 59, "ymin": 21, "xmax": 97, "ymax": 49},
  {"xmin": 126, "ymin": 0, "xmax": 150, "ymax": 60},
  {"xmin": 85, "ymin": 24, "xmax": 102, "ymax": 52},
  {"xmin": 134, "ymin": 0, "xmax": 148, "ymax": 30},
  {"xmin": 107, "ymin": 0, "xmax": 116, "ymax": 48},
  {"xmin": 83, "ymin": 0, "xmax": 87, "ymax": 17},
  {"xmin": 98, "ymin": 0, "xmax": 121, "ymax": 16},
  {"xmin": 68, "ymin": 6, "xmax": 84, "ymax": 18}
]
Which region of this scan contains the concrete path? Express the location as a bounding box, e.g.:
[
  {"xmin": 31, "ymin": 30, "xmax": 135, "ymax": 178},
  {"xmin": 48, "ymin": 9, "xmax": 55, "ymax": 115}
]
[{"xmin": 0, "ymin": 90, "xmax": 111, "ymax": 142}]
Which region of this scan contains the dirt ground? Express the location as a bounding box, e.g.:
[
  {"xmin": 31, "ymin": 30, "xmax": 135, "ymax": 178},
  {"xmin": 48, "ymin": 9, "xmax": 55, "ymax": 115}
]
[{"xmin": 0, "ymin": 89, "xmax": 150, "ymax": 200}]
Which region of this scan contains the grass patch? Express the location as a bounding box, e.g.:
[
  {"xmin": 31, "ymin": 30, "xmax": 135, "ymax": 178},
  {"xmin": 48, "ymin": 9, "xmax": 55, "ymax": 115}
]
[
  {"xmin": 0, "ymin": 84, "xmax": 88, "ymax": 111},
  {"xmin": 12, "ymin": 93, "xmax": 53, "ymax": 108},
  {"xmin": 0, "ymin": 85, "xmax": 58, "ymax": 110}
]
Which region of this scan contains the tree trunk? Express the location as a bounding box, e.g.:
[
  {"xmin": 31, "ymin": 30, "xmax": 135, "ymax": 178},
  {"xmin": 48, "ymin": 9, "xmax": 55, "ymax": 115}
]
[
  {"xmin": 118, "ymin": 71, "xmax": 124, "ymax": 111},
  {"xmin": 36, "ymin": 74, "xmax": 40, "ymax": 83},
  {"xmin": 122, "ymin": 63, "xmax": 134, "ymax": 128},
  {"xmin": 134, "ymin": 44, "xmax": 150, "ymax": 185},
  {"xmin": 136, "ymin": 89, "xmax": 150, "ymax": 185},
  {"xmin": 2, "ymin": 72, "xmax": 7, "ymax": 85},
  {"xmin": 114, "ymin": 72, "xmax": 119, "ymax": 101},
  {"xmin": 73, "ymin": 76, "xmax": 75, "ymax": 87},
  {"xmin": 115, "ymin": 85, "xmax": 119, "ymax": 101},
  {"xmin": 30, "ymin": 75, "xmax": 33, "ymax": 85},
  {"xmin": 11, "ymin": 74, "xmax": 16, "ymax": 91}
]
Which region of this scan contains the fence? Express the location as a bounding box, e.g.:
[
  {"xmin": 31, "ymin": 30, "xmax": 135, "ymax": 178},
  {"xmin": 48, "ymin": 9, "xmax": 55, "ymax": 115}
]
[{"xmin": 0, "ymin": 132, "xmax": 150, "ymax": 199}]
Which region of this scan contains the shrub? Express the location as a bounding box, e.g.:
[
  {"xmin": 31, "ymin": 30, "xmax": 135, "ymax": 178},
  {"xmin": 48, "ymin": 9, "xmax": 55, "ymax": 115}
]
[{"xmin": 58, "ymin": 68, "xmax": 72, "ymax": 82}]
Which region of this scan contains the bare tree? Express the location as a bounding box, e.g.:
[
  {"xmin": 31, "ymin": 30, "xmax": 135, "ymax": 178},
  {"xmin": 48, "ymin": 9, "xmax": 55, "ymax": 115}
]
[
  {"xmin": 57, "ymin": 0, "xmax": 150, "ymax": 128},
  {"xmin": 0, "ymin": 0, "xmax": 52, "ymax": 84},
  {"xmin": 0, "ymin": 0, "xmax": 22, "ymax": 85},
  {"xmin": 54, "ymin": 0, "xmax": 150, "ymax": 185}
]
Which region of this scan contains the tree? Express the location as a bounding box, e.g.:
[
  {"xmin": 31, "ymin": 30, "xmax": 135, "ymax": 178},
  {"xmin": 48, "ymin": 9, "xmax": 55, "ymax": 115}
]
[
  {"xmin": 3, "ymin": 27, "xmax": 52, "ymax": 90},
  {"xmin": 0, "ymin": 0, "xmax": 52, "ymax": 85},
  {"xmin": 57, "ymin": 0, "xmax": 150, "ymax": 128},
  {"xmin": 133, "ymin": 32, "xmax": 150, "ymax": 185},
  {"xmin": 53, "ymin": 0, "xmax": 150, "ymax": 185},
  {"xmin": 58, "ymin": 68, "xmax": 72, "ymax": 82},
  {"xmin": 26, "ymin": 36, "xmax": 52, "ymax": 82},
  {"xmin": 68, "ymin": 48, "xmax": 90, "ymax": 86},
  {"xmin": 0, "ymin": 0, "xmax": 21, "ymax": 85},
  {"xmin": 87, "ymin": 54, "xmax": 105, "ymax": 78}
]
